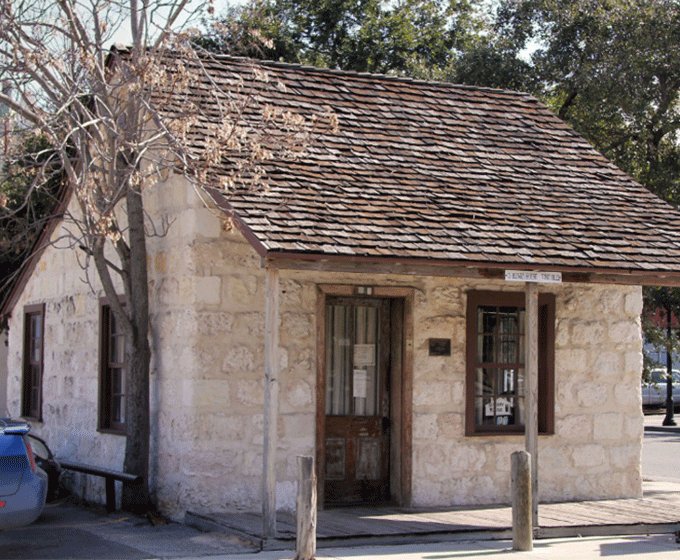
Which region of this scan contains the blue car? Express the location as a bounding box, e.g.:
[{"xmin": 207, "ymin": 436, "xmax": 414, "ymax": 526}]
[{"xmin": 0, "ymin": 418, "xmax": 48, "ymax": 529}]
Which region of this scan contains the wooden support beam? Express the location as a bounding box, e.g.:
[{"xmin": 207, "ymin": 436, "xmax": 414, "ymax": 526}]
[
  {"xmin": 525, "ymin": 282, "xmax": 539, "ymax": 528},
  {"xmin": 263, "ymin": 267, "xmax": 280, "ymax": 541},
  {"xmin": 511, "ymin": 450, "xmax": 533, "ymax": 551},
  {"xmin": 295, "ymin": 456, "xmax": 317, "ymax": 560}
]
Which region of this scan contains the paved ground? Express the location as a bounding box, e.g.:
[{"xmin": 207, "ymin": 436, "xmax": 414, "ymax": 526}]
[
  {"xmin": 1, "ymin": 498, "xmax": 259, "ymax": 560},
  {"xmin": 2, "ymin": 414, "xmax": 678, "ymax": 559},
  {"xmin": 643, "ymin": 411, "xmax": 680, "ymax": 483},
  {"xmin": 202, "ymin": 534, "xmax": 680, "ymax": 560}
]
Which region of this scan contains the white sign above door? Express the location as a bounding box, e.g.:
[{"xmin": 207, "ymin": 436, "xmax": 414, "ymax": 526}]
[{"xmin": 505, "ymin": 270, "xmax": 563, "ymax": 283}]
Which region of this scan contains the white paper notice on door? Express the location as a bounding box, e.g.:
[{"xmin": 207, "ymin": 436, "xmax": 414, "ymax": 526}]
[
  {"xmin": 354, "ymin": 344, "xmax": 376, "ymax": 367},
  {"xmin": 353, "ymin": 369, "xmax": 368, "ymax": 398}
]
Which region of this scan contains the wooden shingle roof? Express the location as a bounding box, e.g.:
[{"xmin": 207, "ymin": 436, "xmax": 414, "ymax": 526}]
[{"xmin": 187, "ymin": 55, "xmax": 680, "ymax": 283}]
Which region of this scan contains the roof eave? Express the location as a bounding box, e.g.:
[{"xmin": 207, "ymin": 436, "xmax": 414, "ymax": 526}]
[
  {"xmin": 262, "ymin": 250, "xmax": 680, "ymax": 287},
  {"xmin": 0, "ymin": 187, "xmax": 72, "ymax": 322}
]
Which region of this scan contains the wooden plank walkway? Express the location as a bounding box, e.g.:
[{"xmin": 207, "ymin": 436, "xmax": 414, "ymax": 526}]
[{"xmin": 186, "ymin": 480, "xmax": 680, "ymax": 549}]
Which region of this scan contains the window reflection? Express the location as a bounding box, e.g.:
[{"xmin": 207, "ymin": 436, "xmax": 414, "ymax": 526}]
[{"xmin": 475, "ymin": 305, "xmax": 525, "ymax": 427}]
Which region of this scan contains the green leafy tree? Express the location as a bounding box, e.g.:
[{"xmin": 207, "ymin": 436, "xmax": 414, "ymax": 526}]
[
  {"xmin": 495, "ymin": 0, "xmax": 680, "ymax": 203},
  {"xmin": 0, "ymin": 135, "xmax": 63, "ymax": 325},
  {"xmin": 491, "ymin": 0, "xmax": 680, "ymax": 400},
  {"xmin": 202, "ymin": 0, "xmax": 485, "ymax": 76}
]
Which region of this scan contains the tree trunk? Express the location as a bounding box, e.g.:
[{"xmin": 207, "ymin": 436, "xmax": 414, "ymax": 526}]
[{"xmin": 121, "ymin": 185, "xmax": 152, "ymax": 513}]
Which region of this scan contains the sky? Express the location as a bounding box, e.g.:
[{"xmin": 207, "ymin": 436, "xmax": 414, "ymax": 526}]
[{"xmin": 107, "ymin": 0, "xmax": 229, "ymax": 47}]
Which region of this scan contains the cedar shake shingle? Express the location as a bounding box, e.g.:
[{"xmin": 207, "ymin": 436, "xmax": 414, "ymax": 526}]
[{"xmin": 177, "ymin": 54, "xmax": 680, "ymax": 275}]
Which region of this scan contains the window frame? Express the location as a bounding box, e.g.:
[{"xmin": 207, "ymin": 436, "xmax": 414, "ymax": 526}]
[
  {"xmin": 98, "ymin": 299, "xmax": 127, "ymax": 435},
  {"xmin": 21, "ymin": 303, "xmax": 45, "ymax": 421},
  {"xmin": 465, "ymin": 290, "xmax": 555, "ymax": 437}
]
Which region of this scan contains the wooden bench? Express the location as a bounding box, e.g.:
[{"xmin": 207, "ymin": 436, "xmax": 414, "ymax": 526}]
[{"xmin": 59, "ymin": 460, "xmax": 142, "ymax": 513}]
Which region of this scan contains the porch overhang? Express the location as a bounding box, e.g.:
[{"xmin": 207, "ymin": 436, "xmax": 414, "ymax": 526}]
[{"xmin": 262, "ymin": 252, "xmax": 680, "ymax": 288}]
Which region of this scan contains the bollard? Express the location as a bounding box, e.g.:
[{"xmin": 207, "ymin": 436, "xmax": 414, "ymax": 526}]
[
  {"xmin": 511, "ymin": 450, "xmax": 532, "ymax": 551},
  {"xmin": 295, "ymin": 456, "xmax": 317, "ymax": 560}
]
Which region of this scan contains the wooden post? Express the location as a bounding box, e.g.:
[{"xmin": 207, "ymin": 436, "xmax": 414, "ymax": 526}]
[
  {"xmin": 525, "ymin": 282, "xmax": 539, "ymax": 528},
  {"xmin": 295, "ymin": 456, "xmax": 317, "ymax": 560},
  {"xmin": 263, "ymin": 267, "xmax": 280, "ymax": 541},
  {"xmin": 511, "ymin": 450, "xmax": 532, "ymax": 551}
]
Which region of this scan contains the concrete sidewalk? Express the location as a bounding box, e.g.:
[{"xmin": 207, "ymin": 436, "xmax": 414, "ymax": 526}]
[
  {"xmin": 178, "ymin": 533, "xmax": 680, "ymax": 560},
  {"xmin": 645, "ymin": 409, "xmax": 680, "ymax": 432}
]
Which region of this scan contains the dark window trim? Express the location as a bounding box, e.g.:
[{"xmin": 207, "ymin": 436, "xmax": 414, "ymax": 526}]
[
  {"xmin": 98, "ymin": 297, "xmax": 127, "ymax": 435},
  {"xmin": 465, "ymin": 290, "xmax": 555, "ymax": 437},
  {"xmin": 22, "ymin": 303, "xmax": 45, "ymax": 422}
]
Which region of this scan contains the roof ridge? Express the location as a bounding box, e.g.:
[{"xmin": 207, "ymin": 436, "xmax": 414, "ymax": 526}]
[{"xmin": 195, "ymin": 51, "xmax": 538, "ymax": 100}]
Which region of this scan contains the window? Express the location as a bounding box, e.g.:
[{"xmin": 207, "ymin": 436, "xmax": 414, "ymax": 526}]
[
  {"xmin": 466, "ymin": 291, "xmax": 555, "ymax": 436},
  {"xmin": 99, "ymin": 302, "xmax": 126, "ymax": 433},
  {"xmin": 22, "ymin": 304, "xmax": 45, "ymax": 420}
]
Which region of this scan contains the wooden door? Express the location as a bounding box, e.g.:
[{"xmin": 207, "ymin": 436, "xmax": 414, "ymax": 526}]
[{"xmin": 324, "ymin": 298, "xmax": 391, "ymax": 506}]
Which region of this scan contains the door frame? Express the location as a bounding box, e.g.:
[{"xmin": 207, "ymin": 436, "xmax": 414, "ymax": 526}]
[{"xmin": 316, "ymin": 284, "xmax": 414, "ymax": 507}]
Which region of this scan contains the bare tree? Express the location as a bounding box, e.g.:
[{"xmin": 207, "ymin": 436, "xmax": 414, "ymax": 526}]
[{"xmin": 0, "ymin": 0, "xmax": 335, "ymax": 512}]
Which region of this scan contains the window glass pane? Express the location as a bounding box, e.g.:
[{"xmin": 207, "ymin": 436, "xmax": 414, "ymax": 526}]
[
  {"xmin": 498, "ymin": 309, "xmax": 518, "ymax": 334},
  {"xmin": 497, "ymin": 368, "xmax": 515, "ymax": 395},
  {"xmin": 499, "ymin": 335, "xmax": 516, "ymax": 363},
  {"xmin": 31, "ymin": 314, "xmax": 41, "ymax": 340},
  {"xmin": 30, "ymin": 315, "xmax": 42, "ymax": 363},
  {"xmin": 111, "ymin": 368, "xmax": 123, "ymax": 393},
  {"xmin": 516, "ymin": 368, "xmax": 525, "ymax": 396},
  {"xmin": 515, "ymin": 397, "xmax": 525, "ymax": 426},
  {"xmin": 102, "ymin": 304, "xmax": 127, "ymax": 430},
  {"xmin": 326, "ymin": 305, "xmax": 352, "ymax": 415},
  {"xmin": 479, "ymin": 307, "xmax": 496, "ymax": 335},
  {"xmin": 353, "ymin": 305, "xmax": 379, "ymax": 417},
  {"xmin": 469, "ymin": 293, "xmax": 551, "ymax": 433},
  {"xmin": 112, "ymin": 395, "xmax": 124, "ymax": 424},
  {"xmin": 31, "ymin": 364, "xmax": 40, "ymax": 386},
  {"xmin": 110, "ymin": 334, "xmax": 126, "ymax": 364},
  {"xmin": 477, "ymin": 334, "xmax": 494, "ymax": 363},
  {"xmin": 475, "ymin": 367, "xmax": 493, "ymax": 396},
  {"xmin": 476, "ymin": 397, "xmax": 493, "ymax": 425}
]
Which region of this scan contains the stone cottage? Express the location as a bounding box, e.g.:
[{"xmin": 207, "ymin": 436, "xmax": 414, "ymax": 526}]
[{"xmin": 4, "ymin": 53, "xmax": 680, "ymax": 521}]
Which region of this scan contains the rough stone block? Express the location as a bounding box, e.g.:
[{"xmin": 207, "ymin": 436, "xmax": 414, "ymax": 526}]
[
  {"xmin": 625, "ymin": 289, "xmax": 643, "ymax": 316},
  {"xmin": 593, "ymin": 352, "xmax": 622, "ymax": 378},
  {"xmin": 236, "ymin": 379, "xmax": 264, "ymax": 407},
  {"xmin": 284, "ymin": 379, "xmax": 313, "ymax": 409},
  {"xmin": 593, "ymin": 413, "xmax": 623, "ymax": 440},
  {"xmin": 576, "ymin": 383, "xmax": 608, "ymax": 408},
  {"xmin": 614, "ymin": 384, "xmax": 640, "ymax": 407},
  {"xmin": 414, "ymin": 381, "xmax": 453, "ymax": 408},
  {"xmin": 608, "ymin": 444, "xmax": 640, "ymax": 470},
  {"xmin": 572, "ymin": 444, "xmax": 606, "ymax": 468},
  {"xmin": 557, "ymin": 414, "xmax": 592, "ymax": 440},
  {"xmin": 413, "ymin": 413, "xmax": 439, "ymax": 440},
  {"xmin": 608, "ymin": 320, "xmax": 641, "ymax": 345},
  {"xmin": 222, "ymin": 346, "xmax": 256, "ymax": 373},
  {"xmin": 571, "ymin": 321, "xmax": 605, "ymax": 346},
  {"xmin": 437, "ymin": 413, "xmax": 463, "ymax": 438},
  {"xmin": 227, "ymin": 275, "xmax": 260, "ymax": 309}
]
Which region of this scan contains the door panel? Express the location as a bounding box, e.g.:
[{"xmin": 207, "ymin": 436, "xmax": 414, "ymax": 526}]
[{"xmin": 324, "ymin": 298, "xmax": 390, "ymax": 505}]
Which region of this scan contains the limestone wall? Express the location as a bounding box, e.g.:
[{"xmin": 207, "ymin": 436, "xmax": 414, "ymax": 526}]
[
  {"xmin": 5, "ymin": 219, "xmax": 127, "ymax": 505},
  {"xmin": 409, "ymin": 279, "xmax": 643, "ymax": 506},
  {"xmin": 5, "ymin": 174, "xmax": 643, "ymax": 519}
]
